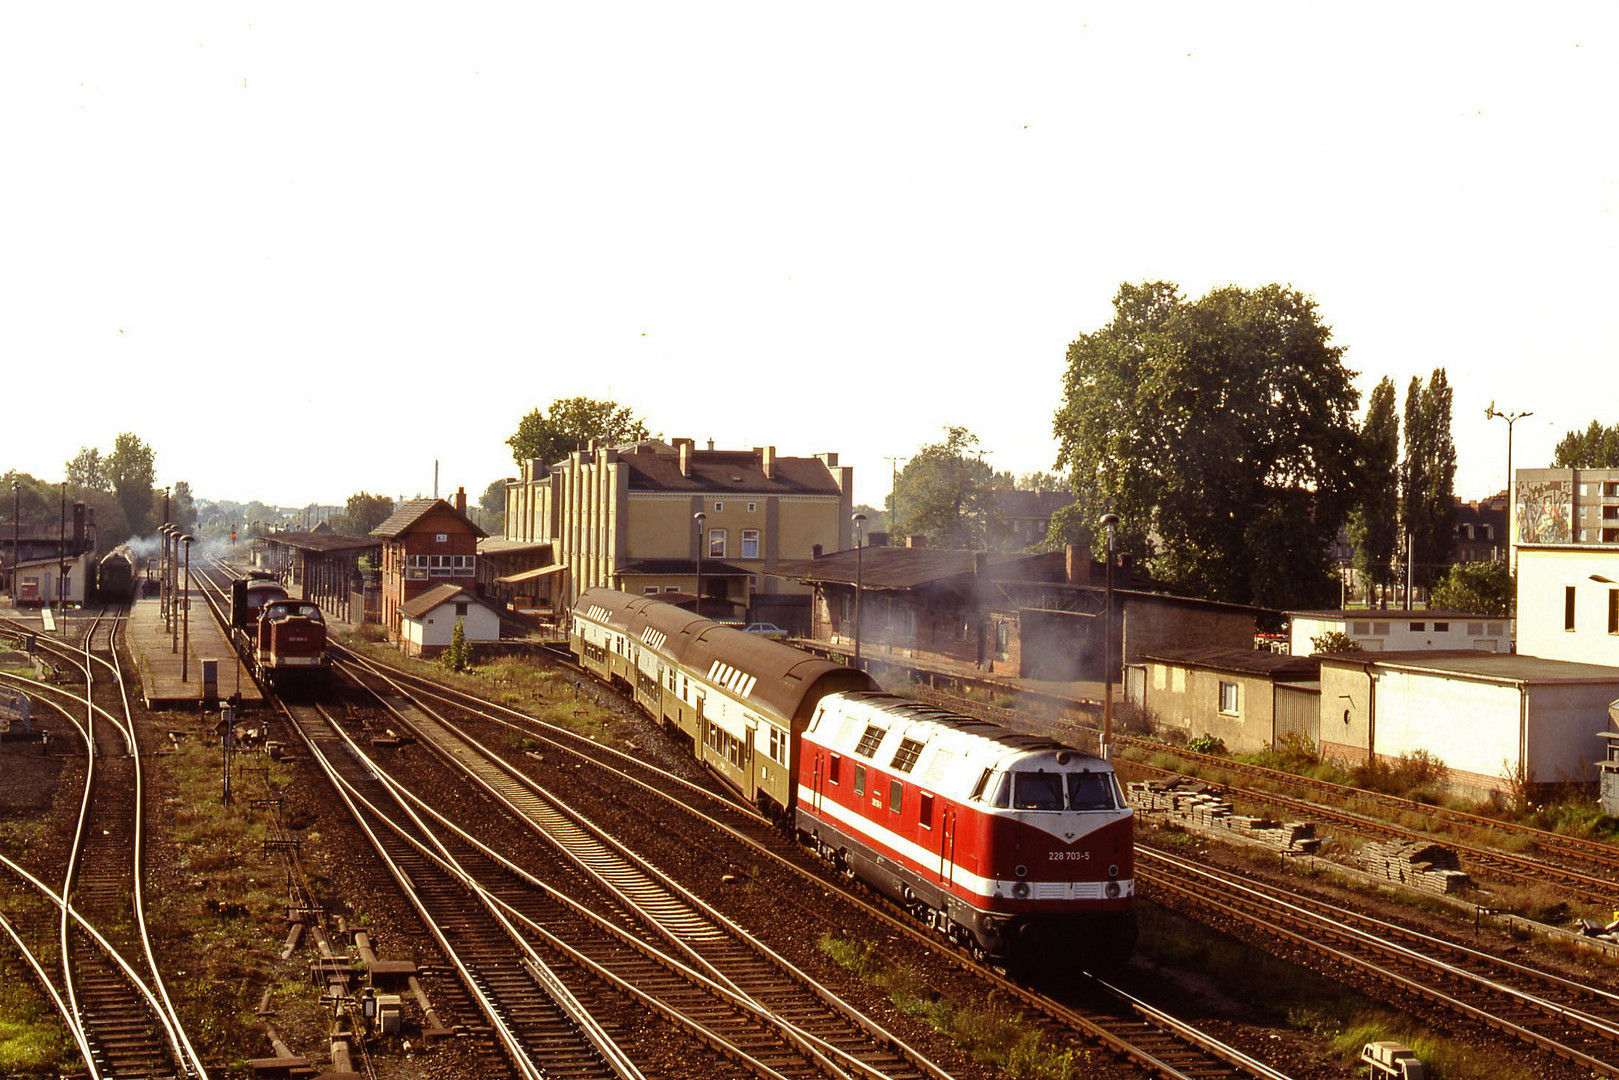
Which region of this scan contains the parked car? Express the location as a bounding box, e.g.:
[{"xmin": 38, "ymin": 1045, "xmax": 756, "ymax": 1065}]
[{"xmin": 742, "ymin": 622, "xmax": 789, "ymax": 640}]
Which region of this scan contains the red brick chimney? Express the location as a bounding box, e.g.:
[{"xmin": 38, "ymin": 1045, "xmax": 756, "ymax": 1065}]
[
  {"xmin": 454, "ymin": 487, "xmax": 467, "ymax": 514},
  {"xmin": 1065, "ymin": 544, "xmax": 1091, "ymax": 585}
]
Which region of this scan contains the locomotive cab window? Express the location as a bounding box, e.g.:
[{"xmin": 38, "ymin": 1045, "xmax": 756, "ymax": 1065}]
[
  {"xmin": 1013, "ymin": 772, "xmax": 1064, "ymax": 811},
  {"xmin": 986, "ymin": 772, "xmax": 1010, "ymax": 809},
  {"xmin": 1068, "ymin": 771, "xmax": 1117, "ymax": 811}
]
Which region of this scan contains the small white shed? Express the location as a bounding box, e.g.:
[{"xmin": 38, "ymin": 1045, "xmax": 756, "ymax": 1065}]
[
  {"xmin": 1319, "ymin": 651, "xmax": 1619, "ymax": 797},
  {"xmin": 398, "ymin": 584, "xmax": 500, "ymax": 658}
]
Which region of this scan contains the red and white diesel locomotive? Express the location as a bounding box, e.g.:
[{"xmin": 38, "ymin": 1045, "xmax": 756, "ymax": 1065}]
[
  {"xmin": 570, "ymin": 587, "xmax": 1135, "ymax": 969},
  {"xmin": 230, "ymin": 576, "xmax": 329, "ymax": 684}
]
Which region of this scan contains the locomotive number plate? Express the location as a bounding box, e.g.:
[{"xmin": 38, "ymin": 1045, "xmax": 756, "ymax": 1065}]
[{"xmin": 1048, "ymin": 851, "xmax": 1091, "ymax": 860}]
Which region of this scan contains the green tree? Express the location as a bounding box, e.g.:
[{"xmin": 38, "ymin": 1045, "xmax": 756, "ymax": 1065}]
[
  {"xmin": 1552, "ymin": 420, "xmax": 1619, "ymax": 468},
  {"xmin": 442, "ymin": 619, "xmax": 468, "ymax": 673},
  {"xmin": 479, "ymin": 479, "xmax": 507, "ymax": 536},
  {"xmin": 1429, "ymin": 560, "xmax": 1513, "ymax": 617},
  {"xmin": 170, "ymin": 480, "xmax": 197, "ymax": 531},
  {"xmin": 1016, "ymin": 471, "xmax": 1071, "ymax": 494},
  {"xmin": 106, "ymin": 433, "xmax": 156, "ymax": 537},
  {"xmin": 65, "ymin": 447, "xmax": 110, "ymax": 491},
  {"xmin": 506, "ymin": 397, "xmax": 650, "ymax": 466},
  {"xmin": 339, "ymin": 492, "xmax": 396, "ymax": 536},
  {"xmin": 1052, "ymin": 282, "xmax": 1360, "ymax": 608},
  {"xmin": 1309, "ymin": 629, "xmax": 1362, "ymax": 654},
  {"xmin": 1348, "ymin": 377, "xmax": 1400, "ymax": 603},
  {"xmin": 1401, "ymin": 370, "xmax": 1456, "ymax": 590},
  {"xmin": 888, "ymin": 426, "xmax": 1011, "ymax": 549}
]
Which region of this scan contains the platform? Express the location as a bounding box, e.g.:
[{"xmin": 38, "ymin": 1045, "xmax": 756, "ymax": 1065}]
[{"xmin": 127, "ymin": 594, "xmax": 262, "ymax": 710}]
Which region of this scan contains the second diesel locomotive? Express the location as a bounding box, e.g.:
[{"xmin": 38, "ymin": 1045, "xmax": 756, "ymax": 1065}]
[
  {"xmin": 230, "ymin": 576, "xmax": 329, "ymax": 684},
  {"xmin": 570, "ymin": 587, "xmax": 1135, "ymax": 969}
]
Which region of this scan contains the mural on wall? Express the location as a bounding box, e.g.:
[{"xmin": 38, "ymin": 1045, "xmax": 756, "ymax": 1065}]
[{"xmin": 1517, "ymin": 480, "xmax": 1572, "ymax": 543}]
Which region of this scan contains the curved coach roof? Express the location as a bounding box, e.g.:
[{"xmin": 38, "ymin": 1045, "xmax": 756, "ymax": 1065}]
[{"xmin": 575, "ymin": 587, "xmax": 877, "ymax": 722}]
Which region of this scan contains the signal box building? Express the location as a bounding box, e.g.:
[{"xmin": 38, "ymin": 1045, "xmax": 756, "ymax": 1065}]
[
  {"xmin": 371, "ymin": 489, "xmax": 487, "ymax": 642},
  {"xmin": 503, "ymin": 438, "xmax": 853, "ymax": 628}
]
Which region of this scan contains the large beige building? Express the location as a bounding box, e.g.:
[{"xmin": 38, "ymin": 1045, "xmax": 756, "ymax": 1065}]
[{"xmin": 505, "ymin": 438, "xmax": 853, "ymax": 625}]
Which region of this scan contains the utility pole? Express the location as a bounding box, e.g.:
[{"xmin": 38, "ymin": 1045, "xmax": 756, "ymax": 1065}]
[{"xmin": 884, "ymin": 456, "xmax": 907, "ymax": 537}]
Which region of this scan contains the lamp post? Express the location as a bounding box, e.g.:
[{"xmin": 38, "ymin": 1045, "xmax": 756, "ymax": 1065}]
[
  {"xmin": 181, "ymin": 534, "xmax": 194, "ymax": 681},
  {"xmin": 693, "ymin": 511, "xmax": 706, "ymax": 618},
  {"xmin": 1485, "ymin": 402, "xmax": 1532, "ymax": 557},
  {"xmin": 10, "ymin": 480, "xmax": 18, "ymax": 602},
  {"xmin": 58, "ymin": 481, "xmax": 66, "ymax": 615},
  {"xmin": 159, "ymin": 525, "xmax": 171, "ymax": 622},
  {"xmin": 1099, "ymin": 512, "xmax": 1119, "ymax": 758},
  {"xmin": 851, "ymin": 513, "xmax": 866, "ymax": 667}
]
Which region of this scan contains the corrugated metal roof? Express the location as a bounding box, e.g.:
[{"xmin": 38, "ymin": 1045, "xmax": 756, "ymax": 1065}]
[
  {"xmin": 1140, "ymin": 646, "xmax": 1319, "ymax": 678},
  {"xmin": 1321, "ymin": 650, "xmax": 1619, "ymax": 684}
]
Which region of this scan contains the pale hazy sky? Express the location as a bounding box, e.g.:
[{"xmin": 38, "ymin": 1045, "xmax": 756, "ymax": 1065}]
[{"xmin": 5, "ymin": 4, "xmax": 1615, "ymax": 513}]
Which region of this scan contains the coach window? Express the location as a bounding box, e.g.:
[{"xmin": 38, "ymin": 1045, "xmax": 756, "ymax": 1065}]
[
  {"xmin": 854, "ymin": 763, "xmax": 867, "ymax": 797},
  {"xmin": 888, "ymin": 779, "xmax": 903, "ymax": 813}
]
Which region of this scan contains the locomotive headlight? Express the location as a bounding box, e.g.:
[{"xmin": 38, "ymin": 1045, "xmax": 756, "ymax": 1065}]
[
  {"xmin": 1014, "ymin": 864, "xmax": 1028, "ymax": 878},
  {"xmin": 1105, "ymin": 881, "xmax": 1121, "ymax": 900},
  {"xmin": 1013, "ymin": 881, "xmax": 1031, "ymax": 900}
]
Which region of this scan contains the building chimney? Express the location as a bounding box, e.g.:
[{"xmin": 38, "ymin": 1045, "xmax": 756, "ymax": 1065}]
[
  {"xmin": 1065, "ymin": 543, "xmax": 1091, "ymax": 585},
  {"xmin": 675, "ymin": 438, "xmax": 694, "ymax": 476},
  {"xmin": 760, "ymin": 446, "xmax": 776, "ymax": 479},
  {"xmin": 454, "ymin": 487, "xmax": 467, "ymax": 514},
  {"xmin": 73, "ymin": 502, "xmax": 85, "ymax": 546},
  {"xmin": 707, "ymin": 437, "xmax": 715, "ymax": 450}
]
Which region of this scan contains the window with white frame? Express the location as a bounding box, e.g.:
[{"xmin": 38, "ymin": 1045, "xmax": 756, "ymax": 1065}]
[
  {"xmin": 713, "ymin": 501, "xmax": 723, "ymax": 512},
  {"xmin": 664, "ymin": 585, "xmax": 680, "ymax": 593},
  {"xmin": 1218, "ymin": 681, "xmax": 1239, "ymax": 715},
  {"xmin": 741, "ymin": 529, "xmax": 759, "ymax": 559},
  {"xmin": 453, "ymin": 554, "xmax": 475, "ymax": 577},
  {"xmin": 644, "ymin": 586, "xmax": 660, "ymax": 595},
  {"xmin": 430, "ymin": 554, "xmax": 451, "ymax": 575},
  {"xmin": 406, "ymin": 555, "xmax": 429, "ymax": 580},
  {"xmin": 747, "ymin": 502, "xmax": 756, "ymax": 513},
  {"xmin": 708, "ymin": 529, "xmax": 726, "ymax": 558},
  {"xmin": 435, "ymin": 533, "xmax": 448, "ymax": 543}
]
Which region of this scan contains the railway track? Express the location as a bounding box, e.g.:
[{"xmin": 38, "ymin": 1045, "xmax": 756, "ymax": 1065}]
[
  {"xmin": 0, "ymin": 608, "xmax": 207, "ymax": 1080},
  {"xmin": 1141, "ymin": 843, "xmax": 1619, "ymax": 1076},
  {"xmin": 333, "ymin": 642, "xmax": 1303, "ymax": 1080},
  {"xmin": 312, "ymin": 660, "xmax": 960, "ymax": 1080}
]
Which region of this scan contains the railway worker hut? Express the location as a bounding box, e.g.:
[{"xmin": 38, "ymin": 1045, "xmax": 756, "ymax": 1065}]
[
  {"xmin": 397, "ymin": 584, "xmax": 501, "ymax": 658},
  {"xmin": 1287, "ymin": 609, "xmax": 1511, "ymax": 655},
  {"xmin": 371, "ymin": 489, "xmax": 487, "ymax": 644},
  {"xmin": 1318, "ymin": 650, "xmax": 1619, "ymax": 800},
  {"xmin": 1132, "ymin": 648, "xmax": 1321, "ymax": 755}
]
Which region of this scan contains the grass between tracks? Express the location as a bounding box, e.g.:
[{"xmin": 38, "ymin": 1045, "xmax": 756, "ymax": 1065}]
[
  {"xmin": 818, "ymin": 932, "xmax": 1098, "ymax": 1079},
  {"xmin": 147, "ymin": 732, "xmax": 311, "ymax": 1071},
  {"xmin": 0, "ymin": 893, "xmax": 75, "ymax": 1076},
  {"xmin": 336, "ymin": 628, "xmax": 638, "ymax": 744},
  {"xmin": 1138, "ymin": 901, "xmax": 1538, "ymax": 1080}
]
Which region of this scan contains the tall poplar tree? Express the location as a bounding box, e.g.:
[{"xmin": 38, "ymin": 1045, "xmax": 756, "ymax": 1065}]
[
  {"xmin": 1400, "ymin": 369, "xmax": 1456, "ymax": 590},
  {"xmin": 1349, "ymin": 377, "xmax": 1400, "ymax": 603}
]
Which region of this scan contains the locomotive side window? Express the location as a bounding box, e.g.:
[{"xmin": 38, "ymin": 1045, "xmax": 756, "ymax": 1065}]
[
  {"xmin": 918, "ymin": 792, "xmax": 934, "ymax": 828},
  {"xmin": 854, "ymin": 763, "xmax": 867, "ymax": 796},
  {"xmin": 854, "ymin": 724, "xmax": 885, "ymax": 758},
  {"xmin": 888, "ymin": 779, "xmax": 903, "ymax": 813},
  {"xmin": 988, "ymin": 773, "xmax": 1010, "ymax": 808},
  {"xmin": 827, "ymin": 753, "xmax": 841, "ymax": 784},
  {"xmin": 1013, "ymin": 772, "xmax": 1064, "ymax": 811},
  {"xmin": 1067, "ymin": 771, "xmax": 1117, "ymax": 810},
  {"xmin": 889, "ymin": 738, "xmax": 923, "ymax": 773},
  {"xmin": 969, "ymin": 768, "xmax": 992, "ymax": 801}
]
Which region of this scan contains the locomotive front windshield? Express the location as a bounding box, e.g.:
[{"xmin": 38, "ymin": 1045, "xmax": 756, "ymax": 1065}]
[
  {"xmin": 265, "ymin": 602, "xmax": 323, "ymax": 623},
  {"xmin": 987, "ymin": 769, "xmax": 1120, "ymax": 811}
]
